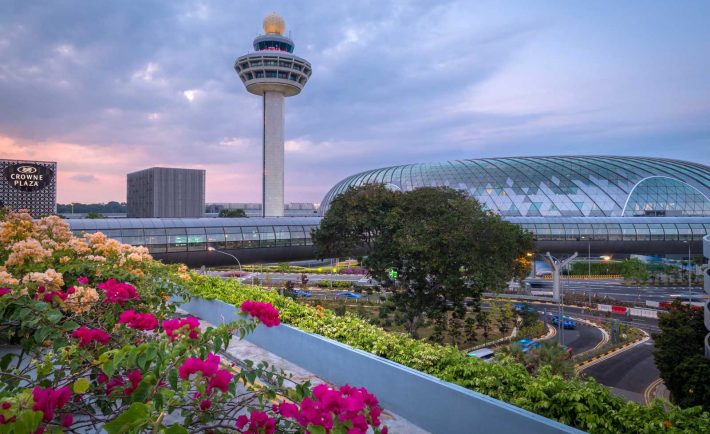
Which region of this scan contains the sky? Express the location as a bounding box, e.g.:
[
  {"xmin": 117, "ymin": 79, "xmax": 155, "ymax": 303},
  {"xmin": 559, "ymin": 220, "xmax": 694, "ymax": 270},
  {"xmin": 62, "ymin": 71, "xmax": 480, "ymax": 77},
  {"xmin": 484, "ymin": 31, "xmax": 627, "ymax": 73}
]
[{"xmin": 1, "ymin": 0, "xmax": 709, "ymax": 204}]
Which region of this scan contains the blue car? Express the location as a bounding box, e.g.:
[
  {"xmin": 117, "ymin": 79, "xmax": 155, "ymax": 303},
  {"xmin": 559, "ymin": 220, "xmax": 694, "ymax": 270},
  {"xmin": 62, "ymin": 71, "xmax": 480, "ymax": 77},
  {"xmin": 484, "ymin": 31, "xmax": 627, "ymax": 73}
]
[
  {"xmin": 551, "ymin": 315, "xmax": 576, "ymax": 329},
  {"xmin": 292, "ymin": 289, "xmax": 311, "ymax": 297},
  {"xmin": 516, "ymin": 339, "xmax": 541, "ymax": 353},
  {"xmin": 514, "ymin": 303, "xmax": 537, "ymax": 313},
  {"xmin": 335, "ymin": 291, "xmax": 361, "ymax": 299}
]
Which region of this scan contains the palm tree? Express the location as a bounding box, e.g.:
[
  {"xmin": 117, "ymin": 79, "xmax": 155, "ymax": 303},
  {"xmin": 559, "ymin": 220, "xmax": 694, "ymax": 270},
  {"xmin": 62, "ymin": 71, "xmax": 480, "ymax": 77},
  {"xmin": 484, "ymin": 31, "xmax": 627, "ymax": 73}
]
[{"xmin": 526, "ymin": 340, "xmax": 575, "ymax": 378}]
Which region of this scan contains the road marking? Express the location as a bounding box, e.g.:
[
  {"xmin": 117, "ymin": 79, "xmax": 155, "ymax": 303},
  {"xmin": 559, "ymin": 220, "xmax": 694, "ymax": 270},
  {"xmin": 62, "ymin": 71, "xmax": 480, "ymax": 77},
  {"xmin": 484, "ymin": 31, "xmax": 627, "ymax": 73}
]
[
  {"xmin": 644, "ymin": 378, "xmax": 664, "ymax": 405},
  {"xmin": 576, "ymin": 330, "xmax": 650, "ymax": 373}
]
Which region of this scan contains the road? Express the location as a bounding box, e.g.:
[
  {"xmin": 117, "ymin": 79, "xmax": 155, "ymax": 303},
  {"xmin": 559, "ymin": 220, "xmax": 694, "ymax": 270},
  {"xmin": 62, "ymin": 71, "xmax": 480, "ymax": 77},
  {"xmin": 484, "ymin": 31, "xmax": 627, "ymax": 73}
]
[
  {"xmin": 582, "ymin": 338, "xmax": 659, "ymax": 403},
  {"xmin": 529, "ymin": 278, "xmax": 703, "ymax": 304},
  {"xmin": 549, "ymin": 321, "xmax": 603, "ymax": 355}
]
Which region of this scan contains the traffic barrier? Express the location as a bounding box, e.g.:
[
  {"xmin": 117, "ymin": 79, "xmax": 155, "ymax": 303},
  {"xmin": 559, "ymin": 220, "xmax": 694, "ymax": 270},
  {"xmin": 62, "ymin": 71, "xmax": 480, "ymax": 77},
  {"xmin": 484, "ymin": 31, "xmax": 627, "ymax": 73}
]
[
  {"xmin": 629, "ymin": 308, "xmax": 658, "ymax": 319},
  {"xmin": 645, "ymin": 300, "xmax": 660, "ymax": 308},
  {"xmin": 611, "ymin": 305, "xmax": 627, "ymax": 314},
  {"xmin": 597, "ymin": 304, "xmax": 611, "ymax": 312}
]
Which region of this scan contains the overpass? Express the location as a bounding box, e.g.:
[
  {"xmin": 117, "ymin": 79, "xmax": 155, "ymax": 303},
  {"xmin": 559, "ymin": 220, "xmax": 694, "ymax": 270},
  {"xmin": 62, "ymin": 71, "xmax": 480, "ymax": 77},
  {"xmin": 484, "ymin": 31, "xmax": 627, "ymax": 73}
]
[{"xmin": 66, "ymin": 216, "xmax": 709, "ymax": 267}]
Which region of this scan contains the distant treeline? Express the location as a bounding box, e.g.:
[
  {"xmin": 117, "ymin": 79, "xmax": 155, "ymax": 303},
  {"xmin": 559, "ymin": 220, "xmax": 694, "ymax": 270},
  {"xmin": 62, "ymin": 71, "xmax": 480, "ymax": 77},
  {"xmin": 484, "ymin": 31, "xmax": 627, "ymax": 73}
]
[{"xmin": 56, "ymin": 202, "xmax": 127, "ymax": 214}]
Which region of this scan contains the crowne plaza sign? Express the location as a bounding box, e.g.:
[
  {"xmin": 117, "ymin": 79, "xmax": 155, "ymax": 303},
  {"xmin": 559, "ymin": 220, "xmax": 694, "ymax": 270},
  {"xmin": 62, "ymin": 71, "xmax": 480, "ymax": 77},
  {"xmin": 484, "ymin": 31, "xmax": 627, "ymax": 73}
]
[{"xmin": 4, "ymin": 163, "xmax": 54, "ymax": 192}]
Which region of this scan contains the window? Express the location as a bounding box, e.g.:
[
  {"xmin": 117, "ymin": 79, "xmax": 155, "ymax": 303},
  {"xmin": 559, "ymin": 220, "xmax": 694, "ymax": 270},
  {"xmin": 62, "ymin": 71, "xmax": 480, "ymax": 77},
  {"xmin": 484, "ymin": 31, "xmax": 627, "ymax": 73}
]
[
  {"xmin": 241, "ymin": 227, "xmax": 259, "ymax": 248},
  {"xmin": 606, "ymin": 224, "xmax": 622, "ymax": 241},
  {"xmin": 224, "ymin": 228, "xmax": 244, "ymax": 249},
  {"xmin": 166, "ymin": 228, "xmax": 188, "ymax": 252},
  {"xmin": 634, "ymin": 224, "xmax": 650, "ymax": 241},
  {"xmin": 274, "ymin": 226, "xmax": 291, "ymax": 246},
  {"xmin": 258, "ymin": 226, "xmax": 276, "ymax": 247}
]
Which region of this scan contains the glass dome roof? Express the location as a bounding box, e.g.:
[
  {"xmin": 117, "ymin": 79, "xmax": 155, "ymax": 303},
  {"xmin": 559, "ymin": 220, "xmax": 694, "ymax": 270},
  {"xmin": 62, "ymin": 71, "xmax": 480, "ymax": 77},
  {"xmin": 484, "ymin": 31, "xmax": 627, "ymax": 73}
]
[{"xmin": 320, "ymin": 156, "xmax": 710, "ymax": 218}]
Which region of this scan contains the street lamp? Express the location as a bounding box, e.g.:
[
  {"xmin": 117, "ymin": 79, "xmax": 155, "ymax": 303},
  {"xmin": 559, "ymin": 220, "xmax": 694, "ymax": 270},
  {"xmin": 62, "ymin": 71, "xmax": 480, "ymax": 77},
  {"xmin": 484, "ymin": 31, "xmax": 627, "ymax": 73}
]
[
  {"xmin": 580, "ymin": 236, "xmax": 591, "ymax": 277},
  {"xmin": 207, "ymin": 247, "xmax": 247, "ymax": 283}
]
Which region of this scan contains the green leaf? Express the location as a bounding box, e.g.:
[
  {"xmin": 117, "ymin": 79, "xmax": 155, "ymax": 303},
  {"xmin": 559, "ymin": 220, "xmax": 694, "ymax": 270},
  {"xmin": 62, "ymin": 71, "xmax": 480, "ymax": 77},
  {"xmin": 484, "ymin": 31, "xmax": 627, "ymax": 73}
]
[
  {"xmin": 0, "ymin": 353, "xmax": 16, "ymax": 370},
  {"xmin": 104, "ymin": 402, "xmax": 151, "ymax": 434},
  {"xmin": 13, "ymin": 410, "xmax": 43, "ymax": 433},
  {"xmin": 46, "ymin": 309, "xmax": 63, "ymax": 323},
  {"xmin": 168, "ymin": 369, "xmax": 178, "ymax": 390},
  {"xmin": 131, "ymin": 380, "xmax": 151, "ymax": 403},
  {"xmin": 34, "ymin": 327, "xmax": 51, "ymax": 344},
  {"xmin": 307, "ymin": 425, "xmax": 327, "ymax": 434},
  {"xmin": 161, "ymin": 425, "xmax": 189, "ymax": 434},
  {"xmin": 73, "ymin": 378, "xmax": 90, "ymax": 394},
  {"xmin": 62, "ymin": 320, "xmax": 80, "ymax": 331}
]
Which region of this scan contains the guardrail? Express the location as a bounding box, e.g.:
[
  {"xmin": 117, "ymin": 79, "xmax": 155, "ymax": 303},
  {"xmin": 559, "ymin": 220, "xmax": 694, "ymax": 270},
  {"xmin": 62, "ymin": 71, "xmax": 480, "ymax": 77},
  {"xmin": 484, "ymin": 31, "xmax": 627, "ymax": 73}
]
[{"xmin": 179, "ymin": 297, "xmax": 583, "ymax": 434}]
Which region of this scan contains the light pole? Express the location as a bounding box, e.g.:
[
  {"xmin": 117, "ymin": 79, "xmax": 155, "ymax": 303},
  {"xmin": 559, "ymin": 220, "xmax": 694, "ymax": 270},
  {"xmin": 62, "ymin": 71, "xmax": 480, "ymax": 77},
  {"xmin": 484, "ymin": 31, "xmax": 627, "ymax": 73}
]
[
  {"xmin": 207, "ymin": 247, "xmax": 247, "ymax": 283},
  {"xmin": 580, "ymin": 236, "xmax": 591, "ymax": 277},
  {"xmin": 683, "ymin": 241, "xmax": 692, "ymax": 303}
]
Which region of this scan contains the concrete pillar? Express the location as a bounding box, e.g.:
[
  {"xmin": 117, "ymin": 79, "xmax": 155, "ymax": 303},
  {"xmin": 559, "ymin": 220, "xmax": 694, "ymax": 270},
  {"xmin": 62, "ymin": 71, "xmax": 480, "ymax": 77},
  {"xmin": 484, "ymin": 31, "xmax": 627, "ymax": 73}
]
[{"xmin": 263, "ymin": 91, "xmax": 285, "ymax": 217}]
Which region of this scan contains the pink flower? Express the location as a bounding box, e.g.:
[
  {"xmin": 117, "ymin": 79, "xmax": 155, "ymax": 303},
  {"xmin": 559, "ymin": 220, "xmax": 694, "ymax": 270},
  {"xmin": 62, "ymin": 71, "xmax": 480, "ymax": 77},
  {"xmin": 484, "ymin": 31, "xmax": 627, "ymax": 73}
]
[
  {"xmin": 273, "ymin": 384, "xmax": 385, "ymax": 433},
  {"xmin": 1, "ymin": 402, "xmax": 10, "ymax": 410},
  {"xmin": 0, "ymin": 288, "xmax": 10, "ymax": 297},
  {"xmin": 97, "ymin": 278, "xmax": 140, "ymax": 305},
  {"xmin": 36, "ymin": 288, "xmax": 68, "ymax": 303},
  {"xmin": 70, "ymin": 326, "xmax": 111, "ymax": 347},
  {"xmin": 118, "ymin": 310, "xmax": 159, "ymax": 331},
  {"xmin": 199, "ymin": 399, "xmax": 212, "ymax": 411},
  {"xmin": 162, "ymin": 316, "xmax": 200, "ymax": 341},
  {"xmin": 32, "ymin": 386, "xmax": 71, "ymax": 422},
  {"xmin": 235, "ymin": 411, "xmax": 275, "ymax": 434},
  {"xmin": 178, "ymin": 353, "xmax": 233, "ymax": 395},
  {"xmin": 105, "ymin": 370, "xmax": 142, "ymax": 395},
  {"xmin": 76, "ymin": 276, "xmax": 89, "ymax": 285},
  {"xmin": 240, "ymin": 300, "xmax": 281, "ymax": 327},
  {"xmin": 209, "ymin": 369, "xmax": 233, "ymax": 393},
  {"xmin": 97, "ymin": 372, "xmax": 108, "ymax": 383},
  {"xmin": 61, "ymin": 414, "xmax": 73, "ymax": 428}
]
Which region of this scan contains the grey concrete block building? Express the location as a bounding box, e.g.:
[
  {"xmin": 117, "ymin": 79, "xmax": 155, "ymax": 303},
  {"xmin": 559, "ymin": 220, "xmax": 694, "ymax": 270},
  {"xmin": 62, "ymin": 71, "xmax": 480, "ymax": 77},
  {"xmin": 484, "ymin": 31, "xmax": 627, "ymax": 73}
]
[{"xmin": 127, "ymin": 167, "xmax": 205, "ymax": 218}]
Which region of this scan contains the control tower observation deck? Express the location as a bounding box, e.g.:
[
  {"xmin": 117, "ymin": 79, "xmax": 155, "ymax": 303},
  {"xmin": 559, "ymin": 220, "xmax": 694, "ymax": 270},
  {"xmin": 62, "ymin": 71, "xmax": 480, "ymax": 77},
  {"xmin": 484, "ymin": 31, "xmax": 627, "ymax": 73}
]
[{"xmin": 235, "ymin": 14, "xmax": 312, "ymax": 217}]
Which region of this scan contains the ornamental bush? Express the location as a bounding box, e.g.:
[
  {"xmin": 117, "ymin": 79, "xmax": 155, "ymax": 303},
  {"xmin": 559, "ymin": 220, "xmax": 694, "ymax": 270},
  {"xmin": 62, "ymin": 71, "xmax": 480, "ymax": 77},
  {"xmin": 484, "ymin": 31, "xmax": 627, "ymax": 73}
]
[
  {"xmin": 0, "ymin": 212, "xmax": 387, "ymax": 433},
  {"xmin": 189, "ymin": 276, "xmax": 710, "ymax": 433}
]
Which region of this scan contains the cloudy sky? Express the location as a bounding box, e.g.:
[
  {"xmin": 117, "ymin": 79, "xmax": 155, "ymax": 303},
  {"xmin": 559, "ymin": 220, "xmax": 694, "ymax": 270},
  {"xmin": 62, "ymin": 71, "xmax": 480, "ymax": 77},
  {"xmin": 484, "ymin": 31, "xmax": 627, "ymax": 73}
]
[{"xmin": 1, "ymin": 1, "xmax": 709, "ymax": 204}]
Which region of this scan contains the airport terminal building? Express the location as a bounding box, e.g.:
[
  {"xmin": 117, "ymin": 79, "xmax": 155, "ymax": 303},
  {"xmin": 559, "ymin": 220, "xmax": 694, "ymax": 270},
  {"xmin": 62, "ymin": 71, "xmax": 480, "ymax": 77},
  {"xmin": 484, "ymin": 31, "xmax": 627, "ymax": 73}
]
[{"xmin": 67, "ymin": 156, "xmax": 709, "ymax": 266}]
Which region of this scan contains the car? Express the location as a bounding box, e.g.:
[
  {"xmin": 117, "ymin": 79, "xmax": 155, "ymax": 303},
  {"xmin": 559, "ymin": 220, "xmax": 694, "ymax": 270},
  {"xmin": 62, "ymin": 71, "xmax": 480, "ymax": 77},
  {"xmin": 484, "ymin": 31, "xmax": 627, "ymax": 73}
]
[
  {"xmin": 355, "ymin": 277, "xmax": 378, "ymax": 287},
  {"xmin": 514, "ymin": 303, "xmax": 537, "ymax": 313},
  {"xmin": 335, "ymin": 291, "xmax": 362, "ymax": 299},
  {"xmin": 551, "ymin": 314, "xmax": 576, "ymax": 329},
  {"xmin": 516, "ymin": 339, "xmax": 541, "ymax": 353},
  {"xmin": 291, "ymin": 289, "xmax": 311, "ymax": 297},
  {"xmin": 466, "ymin": 348, "xmax": 495, "ymax": 362}
]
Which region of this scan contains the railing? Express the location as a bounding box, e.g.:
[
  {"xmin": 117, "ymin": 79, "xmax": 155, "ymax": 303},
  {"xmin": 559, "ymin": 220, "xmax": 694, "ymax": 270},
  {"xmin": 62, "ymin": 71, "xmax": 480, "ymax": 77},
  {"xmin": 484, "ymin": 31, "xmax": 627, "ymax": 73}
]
[{"xmin": 179, "ymin": 297, "xmax": 583, "ymax": 434}]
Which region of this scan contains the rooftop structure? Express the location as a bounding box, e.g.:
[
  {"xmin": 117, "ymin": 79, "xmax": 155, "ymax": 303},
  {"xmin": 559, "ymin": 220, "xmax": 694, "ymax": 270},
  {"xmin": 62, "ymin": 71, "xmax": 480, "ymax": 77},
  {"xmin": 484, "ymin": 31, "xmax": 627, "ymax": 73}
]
[
  {"xmin": 127, "ymin": 167, "xmax": 205, "ymax": 218},
  {"xmin": 235, "ymin": 13, "xmax": 312, "ymax": 217},
  {"xmin": 320, "ymin": 156, "xmax": 710, "ymax": 217}
]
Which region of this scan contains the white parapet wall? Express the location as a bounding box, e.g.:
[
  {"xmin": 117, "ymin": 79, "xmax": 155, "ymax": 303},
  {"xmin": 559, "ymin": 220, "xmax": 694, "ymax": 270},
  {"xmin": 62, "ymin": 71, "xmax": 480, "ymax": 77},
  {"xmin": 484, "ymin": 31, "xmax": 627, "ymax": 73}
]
[{"xmin": 179, "ymin": 297, "xmax": 584, "ymax": 434}]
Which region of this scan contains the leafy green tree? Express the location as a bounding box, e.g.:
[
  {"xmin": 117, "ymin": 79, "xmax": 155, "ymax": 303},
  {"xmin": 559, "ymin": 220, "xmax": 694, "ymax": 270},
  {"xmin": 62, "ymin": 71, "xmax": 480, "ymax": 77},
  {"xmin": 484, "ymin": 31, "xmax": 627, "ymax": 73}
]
[
  {"xmin": 85, "ymin": 211, "xmax": 105, "ymax": 219},
  {"xmin": 218, "ymin": 208, "xmax": 247, "ymax": 217},
  {"xmin": 314, "ymin": 185, "xmax": 532, "ymax": 338},
  {"xmin": 621, "ymin": 258, "xmax": 650, "ymax": 285},
  {"xmin": 653, "ymin": 299, "xmax": 710, "ymax": 410}
]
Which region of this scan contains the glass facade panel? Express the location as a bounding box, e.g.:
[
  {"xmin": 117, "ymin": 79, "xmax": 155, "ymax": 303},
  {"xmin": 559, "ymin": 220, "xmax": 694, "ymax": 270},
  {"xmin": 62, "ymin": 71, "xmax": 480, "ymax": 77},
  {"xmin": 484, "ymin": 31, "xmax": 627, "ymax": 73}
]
[{"xmin": 258, "ymin": 226, "xmax": 275, "ymax": 247}]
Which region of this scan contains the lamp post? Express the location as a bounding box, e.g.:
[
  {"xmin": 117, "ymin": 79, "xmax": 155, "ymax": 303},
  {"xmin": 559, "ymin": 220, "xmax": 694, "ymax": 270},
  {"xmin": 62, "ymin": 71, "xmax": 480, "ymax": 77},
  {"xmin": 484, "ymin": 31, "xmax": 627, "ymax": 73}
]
[
  {"xmin": 207, "ymin": 247, "xmax": 247, "ymax": 283},
  {"xmin": 683, "ymin": 241, "xmax": 692, "ymax": 303}
]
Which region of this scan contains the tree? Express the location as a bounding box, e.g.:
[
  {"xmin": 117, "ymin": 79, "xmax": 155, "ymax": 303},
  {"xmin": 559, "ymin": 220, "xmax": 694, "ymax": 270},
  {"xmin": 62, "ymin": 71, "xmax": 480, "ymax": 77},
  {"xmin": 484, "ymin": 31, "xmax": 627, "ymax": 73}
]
[
  {"xmin": 219, "ymin": 208, "xmax": 247, "ymax": 217},
  {"xmin": 313, "ymin": 185, "xmax": 533, "ymax": 338},
  {"xmin": 621, "ymin": 258, "xmax": 649, "ymax": 285},
  {"xmin": 525, "ymin": 340, "xmax": 574, "ymax": 378},
  {"xmin": 85, "ymin": 211, "xmax": 105, "ymax": 219},
  {"xmin": 653, "ymin": 299, "xmax": 710, "ymax": 410}
]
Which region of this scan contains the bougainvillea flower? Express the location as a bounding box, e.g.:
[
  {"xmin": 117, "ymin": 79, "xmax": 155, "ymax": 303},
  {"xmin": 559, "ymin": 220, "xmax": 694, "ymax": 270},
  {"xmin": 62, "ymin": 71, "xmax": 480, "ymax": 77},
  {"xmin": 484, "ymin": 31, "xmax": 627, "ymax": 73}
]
[
  {"xmin": 76, "ymin": 276, "xmax": 89, "ymax": 285},
  {"xmin": 97, "ymin": 278, "xmax": 140, "ymax": 305},
  {"xmin": 235, "ymin": 411, "xmax": 276, "ymax": 434},
  {"xmin": 162, "ymin": 316, "xmax": 200, "ymax": 341},
  {"xmin": 32, "ymin": 386, "xmax": 71, "ymax": 422},
  {"xmin": 240, "ymin": 300, "xmax": 281, "ymax": 327},
  {"xmin": 118, "ymin": 310, "xmax": 159, "ymax": 330},
  {"xmin": 70, "ymin": 326, "xmax": 111, "ymax": 347},
  {"xmin": 178, "ymin": 353, "xmax": 233, "ymax": 394},
  {"xmin": 0, "ymin": 288, "xmax": 10, "ymax": 297}
]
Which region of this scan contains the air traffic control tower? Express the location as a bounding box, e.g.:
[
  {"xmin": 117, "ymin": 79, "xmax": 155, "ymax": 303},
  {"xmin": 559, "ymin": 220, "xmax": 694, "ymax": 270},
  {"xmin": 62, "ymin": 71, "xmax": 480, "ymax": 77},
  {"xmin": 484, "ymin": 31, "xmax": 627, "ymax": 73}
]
[{"xmin": 235, "ymin": 14, "xmax": 312, "ymax": 217}]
